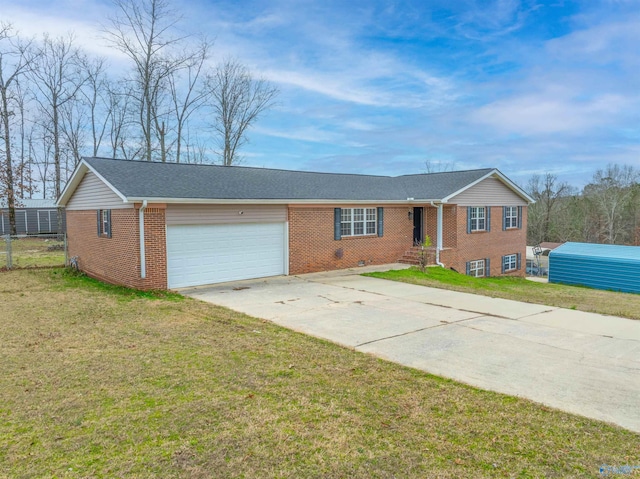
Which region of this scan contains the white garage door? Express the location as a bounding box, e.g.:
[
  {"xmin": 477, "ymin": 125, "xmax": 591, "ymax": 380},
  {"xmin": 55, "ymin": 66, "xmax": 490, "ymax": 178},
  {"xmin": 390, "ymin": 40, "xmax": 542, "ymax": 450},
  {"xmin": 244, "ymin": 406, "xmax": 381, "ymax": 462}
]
[{"xmin": 166, "ymin": 223, "xmax": 287, "ymax": 288}]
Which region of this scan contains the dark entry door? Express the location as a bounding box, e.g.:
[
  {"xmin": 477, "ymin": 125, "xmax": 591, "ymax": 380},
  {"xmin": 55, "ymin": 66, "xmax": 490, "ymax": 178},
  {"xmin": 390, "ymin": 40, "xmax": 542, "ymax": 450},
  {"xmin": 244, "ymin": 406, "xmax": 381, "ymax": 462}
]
[{"xmin": 413, "ymin": 207, "xmax": 423, "ymax": 245}]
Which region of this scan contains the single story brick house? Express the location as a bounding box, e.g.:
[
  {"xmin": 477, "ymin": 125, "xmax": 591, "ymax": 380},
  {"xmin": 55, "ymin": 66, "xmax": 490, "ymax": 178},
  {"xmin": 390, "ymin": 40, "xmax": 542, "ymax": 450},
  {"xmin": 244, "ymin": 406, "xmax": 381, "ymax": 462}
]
[{"xmin": 57, "ymin": 157, "xmax": 533, "ymax": 290}]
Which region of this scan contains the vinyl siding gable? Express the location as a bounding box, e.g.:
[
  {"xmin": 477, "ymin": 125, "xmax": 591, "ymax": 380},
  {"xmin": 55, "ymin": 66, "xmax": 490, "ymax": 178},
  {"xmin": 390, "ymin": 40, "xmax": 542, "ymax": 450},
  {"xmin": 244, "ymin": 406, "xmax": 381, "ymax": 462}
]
[
  {"xmin": 66, "ymin": 172, "xmax": 131, "ymax": 211},
  {"xmin": 449, "ymin": 177, "xmax": 528, "ymax": 207}
]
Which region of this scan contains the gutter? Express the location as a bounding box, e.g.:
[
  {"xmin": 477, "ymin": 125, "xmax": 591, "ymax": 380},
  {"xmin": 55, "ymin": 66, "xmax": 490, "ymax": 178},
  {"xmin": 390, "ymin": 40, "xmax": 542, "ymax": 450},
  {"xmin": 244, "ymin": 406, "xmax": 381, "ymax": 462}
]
[
  {"xmin": 139, "ymin": 200, "xmax": 147, "ymax": 279},
  {"xmin": 430, "ymin": 201, "xmax": 445, "ymax": 268},
  {"xmin": 122, "ymin": 197, "xmax": 444, "ymax": 205}
]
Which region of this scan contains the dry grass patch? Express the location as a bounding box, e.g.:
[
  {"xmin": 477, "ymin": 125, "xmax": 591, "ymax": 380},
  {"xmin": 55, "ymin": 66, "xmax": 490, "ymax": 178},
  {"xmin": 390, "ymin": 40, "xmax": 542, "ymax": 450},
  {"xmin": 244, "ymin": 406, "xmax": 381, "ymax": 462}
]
[
  {"xmin": 1, "ymin": 268, "xmax": 638, "ymax": 478},
  {"xmin": 365, "ymin": 267, "xmax": 640, "ymax": 320},
  {"xmin": 1, "ymin": 236, "xmax": 65, "ymax": 268}
]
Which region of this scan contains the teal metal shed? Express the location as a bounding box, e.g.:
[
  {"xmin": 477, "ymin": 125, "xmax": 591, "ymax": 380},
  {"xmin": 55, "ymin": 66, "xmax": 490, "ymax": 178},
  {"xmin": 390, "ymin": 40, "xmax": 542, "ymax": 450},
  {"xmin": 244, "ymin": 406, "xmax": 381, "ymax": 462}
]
[{"xmin": 549, "ymin": 242, "xmax": 640, "ymax": 294}]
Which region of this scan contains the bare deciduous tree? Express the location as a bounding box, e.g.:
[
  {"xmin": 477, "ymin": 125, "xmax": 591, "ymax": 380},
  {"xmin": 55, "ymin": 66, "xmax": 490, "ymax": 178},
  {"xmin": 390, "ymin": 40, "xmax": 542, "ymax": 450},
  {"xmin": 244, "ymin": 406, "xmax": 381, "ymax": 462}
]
[
  {"xmin": 424, "ymin": 160, "xmax": 456, "ymax": 173},
  {"xmin": 206, "ymin": 58, "xmax": 278, "ymax": 166},
  {"xmin": 106, "ymin": 80, "xmax": 134, "ymax": 159},
  {"xmin": 80, "ymin": 57, "xmax": 110, "ymax": 157},
  {"xmin": 584, "ymin": 164, "xmax": 639, "ymax": 244},
  {"xmin": 0, "ymin": 24, "xmax": 37, "ymax": 234},
  {"xmin": 526, "ymin": 173, "xmax": 572, "ymax": 244},
  {"xmin": 30, "ymin": 34, "xmax": 86, "ymax": 233},
  {"xmin": 104, "ymin": 0, "xmax": 195, "ymax": 162},
  {"xmin": 169, "ymin": 38, "xmax": 210, "ymax": 163},
  {"xmin": 31, "ymin": 34, "xmax": 86, "ymax": 193}
]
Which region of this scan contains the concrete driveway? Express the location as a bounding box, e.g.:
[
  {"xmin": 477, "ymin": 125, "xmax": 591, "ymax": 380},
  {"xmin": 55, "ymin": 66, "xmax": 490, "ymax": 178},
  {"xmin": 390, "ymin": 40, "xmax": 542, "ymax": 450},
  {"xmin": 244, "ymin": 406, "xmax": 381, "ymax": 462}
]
[{"xmin": 181, "ymin": 264, "xmax": 640, "ymax": 433}]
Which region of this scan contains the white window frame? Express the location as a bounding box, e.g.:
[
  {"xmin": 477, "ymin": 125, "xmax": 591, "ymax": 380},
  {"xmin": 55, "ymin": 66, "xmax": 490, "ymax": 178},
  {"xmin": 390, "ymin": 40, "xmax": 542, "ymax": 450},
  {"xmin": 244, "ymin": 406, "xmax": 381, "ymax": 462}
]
[
  {"xmin": 470, "ymin": 207, "xmax": 486, "ymax": 232},
  {"xmin": 505, "ymin": 206, "xmax": 518, "ymax": 229},
  {"xmin": 340, "ymin": 207, "xmax": 377, "ymax": 237},
  {"xmin": 503, "ymin": 254, "xmax": 517, "ymax": 272},
  {"xmin": 469, "ymin": 259, "xmax": 485, "ymax": 277}
]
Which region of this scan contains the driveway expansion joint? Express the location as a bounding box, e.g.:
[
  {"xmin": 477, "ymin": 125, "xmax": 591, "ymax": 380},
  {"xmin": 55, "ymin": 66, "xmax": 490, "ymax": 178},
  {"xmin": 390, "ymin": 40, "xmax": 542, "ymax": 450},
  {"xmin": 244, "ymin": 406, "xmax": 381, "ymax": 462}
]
[{"xmin": 354, "ymin": 315, "xmax": 485, "ymax": 348}]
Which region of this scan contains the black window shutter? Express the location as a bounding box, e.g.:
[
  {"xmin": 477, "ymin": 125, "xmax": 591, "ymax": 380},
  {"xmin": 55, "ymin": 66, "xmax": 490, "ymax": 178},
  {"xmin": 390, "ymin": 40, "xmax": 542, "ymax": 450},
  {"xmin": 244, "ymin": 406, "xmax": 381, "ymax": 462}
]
[
  {"xmin": 334, "ymin": 208, "xmax": 342, "ymax": 240},
  {"xmin": 517, "ymin": 253, "xmax": 521, "ymax": 270},
  {"xmin": 502, "ymin": 206, "xmax": 507, "ymax": 231},
  {"xmin": 97, "ymin": 210, "xmax": 101, "ymax": 237},
  {"xmin": 485, "ymin": 258, "xmax": 490, "ymax": 277},
  {"xmin": 518, "ymin": 206, "xmax": 523, "ymax": 229},
  {"xmin": 486, "ymin": 207, "xmax": 491, "ymax": 232},
  {"xmin": 377, "ymin": 207, "xmax": 384, "ymax": 237},
  {"xmin": 107, "ymin": 210, "xmax": 112, "ymax": 238},
  {"xmin": 466, "ymin": 261, "xmax": 471, "ymax": 276},
  {"xmin": 501, "ymin": 256, "xmax": 506, "ymax": 274},
  {"xmin": 467, "ymin": 207, "xmax": 472, "ymax": 234}
]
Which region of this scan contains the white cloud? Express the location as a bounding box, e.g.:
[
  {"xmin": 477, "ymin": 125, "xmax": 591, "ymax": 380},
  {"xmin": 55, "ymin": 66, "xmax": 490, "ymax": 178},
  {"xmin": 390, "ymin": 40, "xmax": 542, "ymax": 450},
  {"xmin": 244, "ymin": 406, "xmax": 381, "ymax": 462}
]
[
  {"xmin": 471, "ymin": 91, "xmax": 629, "ymax": 135},
  {"xmin": 253, "ymin": 125, "xmax": 340, "ymax": 143},
  {"xmin": 545, "ymin": 18, "xmax": 640, "ymax": 68}
]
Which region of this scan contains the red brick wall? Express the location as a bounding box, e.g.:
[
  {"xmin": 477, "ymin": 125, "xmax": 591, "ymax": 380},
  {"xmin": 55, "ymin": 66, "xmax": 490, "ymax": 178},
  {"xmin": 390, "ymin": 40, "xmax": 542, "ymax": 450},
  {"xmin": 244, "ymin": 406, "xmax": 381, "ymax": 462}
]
[
  {"xmin": 288, "ymin": 206, "xmax": 413, "ymax": 274},
  {"xmin": 425, "ymin": 205, "xmax": 458, "ymax": 248},
  {"xmin": 67, "ymin": 202, "xmax": 528, "ymax": 289},
  {"xmin": 447, "ymin": 206, "xmax": 527, "ymax": 277},
  {"xmin": 66, "ymin": 207, "xmax": 167, "ymax": 290}
]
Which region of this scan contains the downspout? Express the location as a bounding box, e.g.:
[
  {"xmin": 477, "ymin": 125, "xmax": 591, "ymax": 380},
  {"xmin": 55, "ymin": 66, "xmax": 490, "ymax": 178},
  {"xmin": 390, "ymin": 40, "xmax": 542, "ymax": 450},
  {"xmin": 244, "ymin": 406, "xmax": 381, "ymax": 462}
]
[
  {"xmin": 139, "ymin": 200, "xmax": 148, "ymax": 279},
  {"xmin": 430, "ymin": 201, "xmax": 445, "ymax": 267}
]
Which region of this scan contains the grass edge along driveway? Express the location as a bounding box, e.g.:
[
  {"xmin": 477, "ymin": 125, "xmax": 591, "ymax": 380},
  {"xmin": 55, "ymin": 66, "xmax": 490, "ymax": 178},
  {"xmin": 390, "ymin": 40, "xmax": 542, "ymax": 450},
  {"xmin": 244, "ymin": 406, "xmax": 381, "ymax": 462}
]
[
  {"xmin": 1, "ymin": 268, "xmax": 639, "ymax": 478},
  {"xmin": 365, "ymin": 267, "xmax": 640, "ymax": 320}
]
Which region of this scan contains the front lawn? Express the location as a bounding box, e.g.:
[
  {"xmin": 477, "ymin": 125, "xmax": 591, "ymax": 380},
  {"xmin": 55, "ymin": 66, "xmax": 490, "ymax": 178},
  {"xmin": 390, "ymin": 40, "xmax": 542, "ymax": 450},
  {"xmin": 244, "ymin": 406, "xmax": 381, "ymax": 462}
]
[
  {"xmin": 365, "ymin": 267, "xmax": 640, "ymax": 320},
  {"xmin": 1, "ymin": 268, "xmax": 638, "ymax": 478}
]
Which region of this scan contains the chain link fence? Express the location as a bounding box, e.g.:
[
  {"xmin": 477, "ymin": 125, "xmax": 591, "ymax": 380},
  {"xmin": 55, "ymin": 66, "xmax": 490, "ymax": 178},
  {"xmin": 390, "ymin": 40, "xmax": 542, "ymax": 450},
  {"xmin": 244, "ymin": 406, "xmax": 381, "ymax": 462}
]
[{"xmin": 1, "ymin": 234, "xmax": 67, "ymax": 270}]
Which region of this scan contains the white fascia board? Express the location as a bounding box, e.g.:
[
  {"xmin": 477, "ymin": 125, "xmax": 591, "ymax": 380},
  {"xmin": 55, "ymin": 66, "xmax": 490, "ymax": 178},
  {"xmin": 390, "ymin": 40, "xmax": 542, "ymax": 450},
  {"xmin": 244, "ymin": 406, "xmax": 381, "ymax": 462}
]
[
  {"xmin": 492, "ymin": 169, "xmax": 535, "ymax": 203},
  {"xmin": 124, "ymin": 197, "xmax": 444, "ymax": 205},
  {"xmin": 57, "ymin": 161, "xmax": 88, "ymax": 206},
  {"xmin": 441, "ymin": 169, "xmax": 535, "ymax": 204}
]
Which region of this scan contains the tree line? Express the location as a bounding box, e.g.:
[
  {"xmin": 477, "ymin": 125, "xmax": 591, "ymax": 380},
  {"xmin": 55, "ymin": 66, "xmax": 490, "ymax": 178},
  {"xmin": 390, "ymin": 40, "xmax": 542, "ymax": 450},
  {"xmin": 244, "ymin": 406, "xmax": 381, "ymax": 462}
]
[
  {"xmin": 527, "ymin": 164, "xmax": 640, "ymax": 246},
  {"xmin": 0, "ymin": 0, "xmax": 278, "ymax": 235}
]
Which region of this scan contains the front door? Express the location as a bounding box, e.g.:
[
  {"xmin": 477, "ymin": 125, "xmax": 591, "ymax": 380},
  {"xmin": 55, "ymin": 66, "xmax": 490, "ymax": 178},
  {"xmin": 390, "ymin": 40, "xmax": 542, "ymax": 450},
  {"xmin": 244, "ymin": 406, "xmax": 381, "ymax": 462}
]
[{"xmin": 413, "ymin": 207, "xmax": 423, "ymax": 245}]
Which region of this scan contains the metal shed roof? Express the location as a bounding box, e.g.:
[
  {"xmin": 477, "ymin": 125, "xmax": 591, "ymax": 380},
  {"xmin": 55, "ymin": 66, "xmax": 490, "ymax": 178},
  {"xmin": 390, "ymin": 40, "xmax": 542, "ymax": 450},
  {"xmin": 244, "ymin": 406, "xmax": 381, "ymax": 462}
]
[
  {"xmin": 0, "ymin": 198, "xmax": 58, "ymax": 209},
  {"xmin": 551, "ymin": 242, "xmax": 640, "ymax": 261},
  {"xmin": 549, "ymin": 242, "xmax": 640, "ymax": 294}
]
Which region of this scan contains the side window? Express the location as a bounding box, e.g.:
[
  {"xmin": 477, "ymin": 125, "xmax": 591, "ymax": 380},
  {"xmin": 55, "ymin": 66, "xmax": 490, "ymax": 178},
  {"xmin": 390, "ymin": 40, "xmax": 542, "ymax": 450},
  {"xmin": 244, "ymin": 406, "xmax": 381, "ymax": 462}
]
[
  {"xmin": 466, "ymin": 258, "xmax": 491, "ymax": 277},
  {"xmin": 467, "ymin": 206, "xmax": 491, "ymax": 233},
  {"xmin": 503, "ymin": 206, "xmax": 523, "ymax": 230},
  {"xmin": 97, "ymin": 209, "xmax": 112, "ymax": 238},
  {"xmin": 502, "ymin": 253, "xmax": 521, "ymax": 272},
  {"xmin": 467, "ymin": 259, "xmax": 485, "ymax": 277}
]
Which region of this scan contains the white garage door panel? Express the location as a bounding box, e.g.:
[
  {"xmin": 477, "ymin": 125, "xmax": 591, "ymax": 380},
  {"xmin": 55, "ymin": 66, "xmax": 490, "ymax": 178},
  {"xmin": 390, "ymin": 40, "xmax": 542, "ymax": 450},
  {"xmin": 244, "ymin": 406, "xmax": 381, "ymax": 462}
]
[{"xmin": 167, "ymin": 223, "xmax": 286, "ymax": 288}]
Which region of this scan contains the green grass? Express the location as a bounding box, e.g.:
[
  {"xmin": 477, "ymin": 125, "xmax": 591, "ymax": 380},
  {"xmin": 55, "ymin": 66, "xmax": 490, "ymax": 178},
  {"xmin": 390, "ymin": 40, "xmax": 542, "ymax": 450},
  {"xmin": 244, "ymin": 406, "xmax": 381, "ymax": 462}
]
[
  {"xmin": 1, "ymin": 236, "xmax": 65, "ymax": 268},
  {"xmin": 365, "ymin": 267, "xmax": 640, "ymax": 319},
  {"xmin": 1, "ymin": 268, "xmax": 638, "ymax": 478},
  {"xmin": 57, "ymin": 268, "xmax": 184, "ymax": 302}
]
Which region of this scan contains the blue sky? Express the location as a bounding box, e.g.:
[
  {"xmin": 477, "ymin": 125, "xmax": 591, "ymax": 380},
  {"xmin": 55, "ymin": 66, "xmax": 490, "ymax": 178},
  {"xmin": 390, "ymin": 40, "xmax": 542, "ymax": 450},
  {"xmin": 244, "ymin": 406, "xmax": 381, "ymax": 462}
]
[{"xmin": 3, "ymin": 0, "xmax": 640, "ymax": 187}]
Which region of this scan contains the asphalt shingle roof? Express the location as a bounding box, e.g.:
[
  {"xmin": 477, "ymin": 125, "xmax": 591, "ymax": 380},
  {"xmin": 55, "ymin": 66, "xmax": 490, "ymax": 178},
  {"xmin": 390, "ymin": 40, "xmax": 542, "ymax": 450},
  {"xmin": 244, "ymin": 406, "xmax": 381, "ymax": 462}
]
[{"xmin": 83, "ymin": 157, "xmax": 496, "ymax": 202}]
